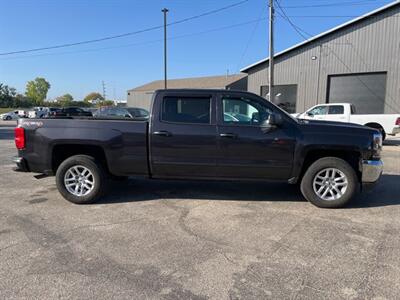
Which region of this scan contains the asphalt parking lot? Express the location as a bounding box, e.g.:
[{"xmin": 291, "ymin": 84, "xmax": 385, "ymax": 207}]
[{"xmin": 0, "ymin": 120, "xmax": 399, "ymax": 299}]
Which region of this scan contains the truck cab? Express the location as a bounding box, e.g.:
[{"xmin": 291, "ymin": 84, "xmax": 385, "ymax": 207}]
[{"xmin": 296, "ymin": 103, "xmax": 354, "ymax": 122}]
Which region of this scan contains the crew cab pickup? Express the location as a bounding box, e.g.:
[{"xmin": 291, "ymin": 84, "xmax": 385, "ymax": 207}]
[
  {"xmin": 294, "ymin": 103, "xmax": 400, "ymax": 140},
  {"xmin": 13, "ymin": 90, "xmax": 383, "ymax": 208}
]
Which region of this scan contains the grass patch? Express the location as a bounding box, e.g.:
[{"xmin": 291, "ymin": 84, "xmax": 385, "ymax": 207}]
[{"xmin": 0, "ymin": 108, "xmax": 15, "ymax": 114}]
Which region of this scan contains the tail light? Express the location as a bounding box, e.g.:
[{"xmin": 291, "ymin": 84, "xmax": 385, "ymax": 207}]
[
  {"xmin": 396, "ymin": 117, "xmax": 400, "ymax": 126},
  {"xmin": 14, "ymin": 127, "xmax": 25, "ymax": 150}
]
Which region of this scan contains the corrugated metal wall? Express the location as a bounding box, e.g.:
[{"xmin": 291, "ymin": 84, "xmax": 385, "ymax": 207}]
[
  {"xmin": 247, "ymin": 4, "xmax": 400, "ymax": 113},
  {"xmin": 127, "ymin": 91, "xmax": 154, "ymax": 110}
]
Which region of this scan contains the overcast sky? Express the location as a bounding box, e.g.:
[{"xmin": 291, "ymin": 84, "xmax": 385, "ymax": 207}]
[{"xmin": 0, "ymin": 0, "xmax": 393, "ymax": 100}]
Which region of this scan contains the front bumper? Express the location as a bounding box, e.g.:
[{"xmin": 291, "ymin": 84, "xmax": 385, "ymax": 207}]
[
  {"xmin": 12, "ymin": 156, "xmax": 29, "ymax": 172},
  {"xmin": 361, "ymin": 159, "xmax": 383, "ymax": 183}
]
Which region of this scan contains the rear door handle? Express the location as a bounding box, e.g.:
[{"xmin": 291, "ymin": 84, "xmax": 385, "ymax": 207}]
[
  {"xmin": 219, "ymin": 133, "xmax": 237, "ymax": 138},
  {"xmin": 153, "ymin": 130, "xmax": 172, "ymax": 137}
]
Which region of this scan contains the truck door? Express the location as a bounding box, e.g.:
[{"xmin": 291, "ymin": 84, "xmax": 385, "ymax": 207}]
[
  {"xmin": 150, "ymin": 92, "xmax": 217, "ymax": 178},
  {"xmin": 216, "ymin": 94, "xmax": 296, "ymax": 180},
  {"xmin": 303, "ymin": 105, "xmax": 328, "ymax": 120},
  {"xmin": 325, "ymin": 105, "xmax": 347, "ymax": 122}
]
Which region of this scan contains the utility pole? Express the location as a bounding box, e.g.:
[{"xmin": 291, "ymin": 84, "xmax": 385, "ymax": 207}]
[
  {"xmin": 162, "ymin": 8, "xmax": 169, "ymax": 89},
  {"xmin": 268, "ymin": 0, "xmax": 274, "ymax": 102},
  {"xmin": 102, "ymin": 80, "xmax": 106, "ymax": 100}
]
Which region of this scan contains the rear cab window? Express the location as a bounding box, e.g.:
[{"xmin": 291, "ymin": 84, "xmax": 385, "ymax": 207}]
[{"xmin": 161, "ymin": 96, "xmax": 211, "ymax": 124}]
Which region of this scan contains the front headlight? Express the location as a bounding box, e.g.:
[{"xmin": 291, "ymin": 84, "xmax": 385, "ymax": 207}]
[{"xmin": 372, "ymin": 133, "xmax": 382, "ymax": 158}]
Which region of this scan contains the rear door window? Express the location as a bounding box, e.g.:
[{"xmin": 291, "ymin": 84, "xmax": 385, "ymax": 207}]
[
  {"xmin": 328, "ymin": 105, "xmax": 344, "ymax": 115},
  {"xmin": 161, "ymin": 97, "xmax": 211, "ymax": 124}
]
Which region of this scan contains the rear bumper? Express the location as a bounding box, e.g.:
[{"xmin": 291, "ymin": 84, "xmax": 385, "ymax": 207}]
[
  {"xmin": 391, "ymin": 126, "xmax": 400, "ymax": 135},
  {"xmin": 361, "ymin": 159, "xmax": 383, "ymax": 183},
  {"xmin": 12, "ymin": 156, "xmax": 29, "ymax": 172}
]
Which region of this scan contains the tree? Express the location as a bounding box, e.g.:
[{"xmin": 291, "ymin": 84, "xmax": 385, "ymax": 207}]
[
  {"xmin": 84, "ymin": 92, "xmax": 104, "ymax": 103},
  {"xmin": 55, "ymin": 93, "xmax": 74, "ymax": 107},
  {"xmin": 96, "ymin": 100, "xmax": 114, "ymax": 107},
  {"xmin": 0, "ymin": 83, "xmax": 17, "ymax": 107},
  {"xmin": 25, "ymin": 77, "xmax": 50, "ymax": 105}
]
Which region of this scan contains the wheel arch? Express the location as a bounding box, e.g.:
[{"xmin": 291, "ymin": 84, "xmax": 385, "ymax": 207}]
[
  {"xmin": 364, "ymin": 122, "xmax": 386, "ymax": 140},
  {"xmin": 298, "ymin": 148, "xmax": 362, "ymax": 183},
  {"xmin": 51, "ymin": 144, "xmax": 109, "ymax": 174}
]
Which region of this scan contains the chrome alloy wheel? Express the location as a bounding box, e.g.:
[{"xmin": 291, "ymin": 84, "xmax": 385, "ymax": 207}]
[
  {"xmin": 312, "ymin": 168, "xmax": 348, "ymax": 201},
  {"xmin": 64, "ymin": 165, "xmax": 95, "ymax": 197}
]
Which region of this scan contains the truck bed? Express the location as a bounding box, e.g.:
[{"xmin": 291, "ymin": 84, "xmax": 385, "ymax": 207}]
[{"xmin": 18, "ymin": 118, "xmax": 149, "ymax": 176}]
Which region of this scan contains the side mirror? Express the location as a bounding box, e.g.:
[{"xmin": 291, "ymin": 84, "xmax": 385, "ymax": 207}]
[
  {"xmin": 306, "ymin": 111, "xmax": 314, "ymax": 117},
  {"xmin": 261, "ymin": 113, "xmax": 283, "ymax": 132}
]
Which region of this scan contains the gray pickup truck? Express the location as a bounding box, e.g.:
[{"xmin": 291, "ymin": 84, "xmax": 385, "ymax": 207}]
[{"xmin": 13, "ymin": 89, "xmax": 383, "ymax": 208}]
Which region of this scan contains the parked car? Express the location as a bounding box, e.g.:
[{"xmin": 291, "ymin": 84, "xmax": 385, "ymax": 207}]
[
  {"xmin": 294, "ymin": 103, "xmax": 400, "ymax": 140},
  {"xmin": 43, "ymin": 107, "xmax": 61, "ymax": 118},
  {"xmin": 127, "ymin": 107, "xmax": 149, "ymax": 119},
  {"xmin": 52, "ymin": 107, "xmax": 92, "ymax": 117},
  {"xmin": 17, "ymin": 110, "xmax": 28, "ymax": 118},
  {"xmin": 13, "ymin": 89, "xmax": 383, "ymax": 208},
  {"xmin": 28, "ymin": 107, "xmax": 48, "ymax": 119},
  {"xmin": 93, "ymin": 107, "xmax": 149, "ymax": 120},
  {"xmin": 1, "ymin": 110, "xmax": 19, "ymax": 120}
]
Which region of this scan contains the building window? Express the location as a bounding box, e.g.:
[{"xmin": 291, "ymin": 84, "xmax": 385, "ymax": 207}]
[
  {"xmin": 161, "ymin": 97, "xmax": 211, "ymax": 124},
  {"xmin": 260, "ymin": 84, "xmax": 297, "ymax": 113},
  {"xmin": 327, "ymin": 72, "xmax": 387, "ymax": 114}
]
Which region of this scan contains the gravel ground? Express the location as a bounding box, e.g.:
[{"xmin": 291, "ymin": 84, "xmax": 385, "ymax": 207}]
[{"xmin": 0, "ymin": 120, "xmax": 399, "ymax": 299}]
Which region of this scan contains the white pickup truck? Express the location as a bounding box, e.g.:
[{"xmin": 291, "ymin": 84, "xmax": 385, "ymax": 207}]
[{"xmin": 294, "ymin": 103, "xmax": 400, "ymax": 140}]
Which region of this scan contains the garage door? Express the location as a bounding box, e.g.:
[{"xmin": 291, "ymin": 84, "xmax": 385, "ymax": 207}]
[{"xmin": 327, "ymin": 72, "xmax": 387, "ymax": 114}]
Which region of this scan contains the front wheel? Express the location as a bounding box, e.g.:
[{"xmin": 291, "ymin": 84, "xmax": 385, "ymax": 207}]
[
  {"xmin": 56, "ymin": 155, "xmax": 106, "ymax": 204},
  {"xmin": 300, "ymin": 157, "xmax": 359, "ymax": 208},
  {"xmin": 5, "ymin": 116, "xmax": 11, "ymax": 120}
]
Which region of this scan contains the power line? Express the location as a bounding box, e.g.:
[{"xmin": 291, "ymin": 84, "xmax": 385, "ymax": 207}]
[
  {"xmin": 280, "ymin": 0, "xmax": 383, "ymax": 9},
  {"xmin": 277, "ymin": 15, "xmax": 400, "ymax": 18},
  {"xmin": 0, "ymin": 18, "xmax": 266, "ymax": 61},
  {"xmin": 275, "ymin": 1, "xmax": 309, "ymax": 40},
  {"xmin": 0, "ymin": 0, "xmax": 248, "ymax": 56},
  {"xmin": 236, "ymin": 5, "xmax": 267, "ymax": 72}
]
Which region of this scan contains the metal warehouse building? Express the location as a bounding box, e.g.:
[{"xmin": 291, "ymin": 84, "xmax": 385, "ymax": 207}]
[
  {"xmin": 241, "ymin": 1, "xmax": 400, "ymax": 114},
  {"xmin": 127, "ymin": 74, "xmax": 247, "ymax": 110}
]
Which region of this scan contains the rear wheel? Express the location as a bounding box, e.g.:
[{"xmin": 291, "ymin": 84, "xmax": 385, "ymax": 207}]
[
  {"xmin": 300, "ymin": 157, "xmax": 359, "ymax": 208},
  {"xmin": 56, "ymin": 155, "xmax": 106, "ymax": 204}
]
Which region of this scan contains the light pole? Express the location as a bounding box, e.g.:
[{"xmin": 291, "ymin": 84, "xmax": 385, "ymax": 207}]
[
  {"xmin": 162, "ymin": 8, "xmax": 169, "ymax": 89},
  {"xmin": 268, "ymin": 0, "xmax": 274, "ymax": 102}
]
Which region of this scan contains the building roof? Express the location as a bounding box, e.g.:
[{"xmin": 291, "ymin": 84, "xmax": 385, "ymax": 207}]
[
  {"xmin": 240, "ymin": 1, "xmax": 400, "ymax": 72},
  {"xmin": 129, "ymin": 74, "xmax": 246, "ymax": 92}
]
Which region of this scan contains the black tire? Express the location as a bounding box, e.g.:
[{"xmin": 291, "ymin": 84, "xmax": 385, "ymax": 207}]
[
  {"xmin": 5, "ymin": 116, "xmax": 11, "ymax": 120},
  {"xmin": 55, "ymin": 155, "xmax": 106, "ymax": 204},
  {"xmin": 300, "ymin": 157, "xmax": 359, "ymax": 208}
]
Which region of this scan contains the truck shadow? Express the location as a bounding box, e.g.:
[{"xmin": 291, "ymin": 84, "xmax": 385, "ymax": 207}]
[
  {"xmin": 383, "ymin": 139, "xmax": 400, "ymax": 146},
  {"xmin": 100, "ymin": 179, "xmax": 303, "ymax": 204},
  {"xmin": 349, "ymin": 174, "xmax": 400, "ymax": 208},
  {"xmin": 99, "ymin": 174, "xmax": 400, "ymax": 208}
]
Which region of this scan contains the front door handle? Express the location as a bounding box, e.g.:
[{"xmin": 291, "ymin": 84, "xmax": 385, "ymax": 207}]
[
  {"xmin": 219, "ymin": 133, "xmax": 237, "ymax": 138},
  {"xmin": 153, "ymin": 130, "xmax": 172, "ymax": 137}
]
